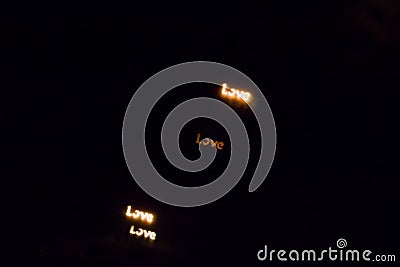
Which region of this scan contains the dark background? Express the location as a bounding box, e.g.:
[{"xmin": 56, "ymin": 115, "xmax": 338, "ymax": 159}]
[{"xmin": 6, "ymin": 1, "xmax": 399, "ymax": 266}]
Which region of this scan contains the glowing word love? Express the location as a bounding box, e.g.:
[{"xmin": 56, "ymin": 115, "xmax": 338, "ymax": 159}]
[
  {"xmin": 129, "ymin": 225, "xmax": 157, "ymax": 241},
  {"xmin": 221, "ymin": 83, "xmax": 251, "ymax": 101},
  {"xmin": 196, "ymin": 133, "xmax": 224, "ymax": 150},
  {"xmin": 126, "ymin": 205, "xmax": 154, "ymax": 223}
]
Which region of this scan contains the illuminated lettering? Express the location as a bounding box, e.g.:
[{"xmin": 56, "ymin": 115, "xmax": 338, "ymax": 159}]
[
  {"xmin": 132, "ymin": 210, "xmax": 140, "ymax": 219},
  {"xmin": 143, "ymin": 229, "xmax": 151, "ymax": 238},
  {"xmin": 126, "ymin": 205, "xmax": 133, "ymax": 216},
  {"xmin": 126, "ymin": 205, "xmax": 154, "ymax": 223},
  {"xmin": 195, "ymin": 133, "xmax": 224, "ymax": 150},
  {"xmin": 130, "ymin": 225, "xmax": 157, "ymax": 241},
  {"xmin": 150, "ymin": 232, "xmax": 156, "ymax": 240},
  {"xmin": 221, "ymin": 83, "xmax": 251, "ymax": 101},
  {"xmin": 136, "ymin": 228, "xmax": 143, "ymax": 236},
  {"xmin": 217, "ymin": 142, "xmax": 224, "ymax": 149}
]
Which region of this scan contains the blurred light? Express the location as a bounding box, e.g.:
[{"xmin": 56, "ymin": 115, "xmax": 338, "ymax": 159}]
[
  {"xmin": 196, "ymin": 133, "xmax": 224, "ymax": 149},
  {"xmin": 130, "ymin": 225, "xmax": 157, "ymax": 241},
  {"xmin": 221, "ymin": 83, "xmax": 251, "ymax": 102},
  {"xmin": 126, "ymin": 205, "xmax": 154, "ymax": 223}
]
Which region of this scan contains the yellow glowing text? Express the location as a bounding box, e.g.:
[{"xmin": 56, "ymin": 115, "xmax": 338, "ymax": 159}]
[
  {"xmin": 126, "ymin": 205, "xmax": 154, "ymax": 223},
  {"xmin": 129, "ymin": 225, "xmax": 157, "ymax": 241},
  {"xmin": 196, "ymin": 133, "xmax": 224, "ymax": 149},
  {"xmin": 221, "ymin": 83, "xmax": 251, "ymax": 101}
]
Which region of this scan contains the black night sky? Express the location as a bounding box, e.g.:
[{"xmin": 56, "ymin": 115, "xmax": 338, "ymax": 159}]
[{"xmin": 6, "ymin": 1, "xmax": 400, "ymax": 266}]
